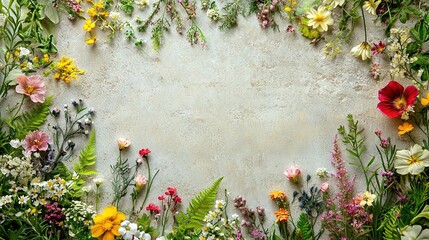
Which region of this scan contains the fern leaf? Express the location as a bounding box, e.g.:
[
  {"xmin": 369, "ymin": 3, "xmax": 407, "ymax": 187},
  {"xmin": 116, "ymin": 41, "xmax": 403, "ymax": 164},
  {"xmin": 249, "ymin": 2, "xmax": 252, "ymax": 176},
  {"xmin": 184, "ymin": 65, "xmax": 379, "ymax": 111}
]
[
  {"xmin": 380, "ymin": 206, "xmax": 401, "ymax": 240},
  {"xmin": 184, "ymin": 177, "xmax": 223, "ymax": 228},
  {"xmin": 12, "ymin": 96, "xmax": 53, "ymax": 139},
  {"xmin": 295, "ymin": 213, "xmax": 312, "ymax": 240},
  {"xmin": 74, "ymin": 130, "xmax": 97, "ymax": 177}
]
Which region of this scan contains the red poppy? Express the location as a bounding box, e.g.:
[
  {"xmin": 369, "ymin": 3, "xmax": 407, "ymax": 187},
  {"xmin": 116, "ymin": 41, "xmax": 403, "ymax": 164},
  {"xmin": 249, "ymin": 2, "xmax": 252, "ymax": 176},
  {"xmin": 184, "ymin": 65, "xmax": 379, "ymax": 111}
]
[{"xmin": 377, "ymin": 81, "xmax": 419, "ymax": 118}]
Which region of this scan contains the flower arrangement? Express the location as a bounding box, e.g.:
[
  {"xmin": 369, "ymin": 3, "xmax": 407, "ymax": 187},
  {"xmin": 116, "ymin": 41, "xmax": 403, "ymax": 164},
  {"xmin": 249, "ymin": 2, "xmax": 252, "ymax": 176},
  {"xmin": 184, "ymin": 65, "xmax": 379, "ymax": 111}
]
[{"xmin": 2, "ymin": 0, "xmax": 429, "ymax": 240}]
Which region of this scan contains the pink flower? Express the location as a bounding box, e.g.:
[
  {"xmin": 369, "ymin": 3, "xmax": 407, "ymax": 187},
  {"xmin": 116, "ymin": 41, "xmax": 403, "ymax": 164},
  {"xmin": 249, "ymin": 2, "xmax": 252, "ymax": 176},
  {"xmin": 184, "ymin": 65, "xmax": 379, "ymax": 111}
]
[
  {"xmin": 15, "ymin": 75, "xmax": 47, "ymax": 103},
  {"xmin": 165, "ymin": 187, "xmax": 177, "ymax": 196},
  {"xmin": 320, "ymin": 182, "xmax": 329, "ymax": 192},
  {"xmin": 139, "ymin": 148, "xmax": 151, "ymax": 157},
  {"xmin": 22, "ymin": 130, "xmax": 50, "ymax": 152},
  {"xmin": 284, "ymin": 166, "xmax": 301, "ymax": 183},
  {"xmin": 134, "ymin": 174, "xmax": 147, "ymax": 191}
]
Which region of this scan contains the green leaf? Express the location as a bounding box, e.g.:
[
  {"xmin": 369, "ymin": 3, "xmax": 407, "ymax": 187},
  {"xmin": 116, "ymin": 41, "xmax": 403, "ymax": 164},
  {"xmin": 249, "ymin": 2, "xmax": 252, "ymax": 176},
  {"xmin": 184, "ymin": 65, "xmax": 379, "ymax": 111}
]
[
  {"xmin": 411, "ymin": 205, "xmax": 429, "ymax": 226},
  {"xmin": 176, "ymin": 177, "xmax": 223, "ymax": 231},
  {"xmin": 295, "ymin": 213, "xmax": 312, "ymax": 240},
  {"xmin": 73, "ymin": 130, "xmax": 97, "ymax": 177},
  {"xmin": 12, "ymin": 96, "xmax": 53, "ymax": 139},
  {"xmin": 43, "ymin": 2, "xmax": 59, "ymax": 24}
]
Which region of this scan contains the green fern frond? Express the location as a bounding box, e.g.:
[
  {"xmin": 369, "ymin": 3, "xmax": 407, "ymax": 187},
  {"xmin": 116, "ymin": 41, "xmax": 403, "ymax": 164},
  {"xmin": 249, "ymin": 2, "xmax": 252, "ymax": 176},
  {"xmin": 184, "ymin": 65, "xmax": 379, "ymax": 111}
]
[
  {"xmin": 73, "ymin": 130, "xmax": 97, "ymax": 176},
  {"xmin": 12, "ymin": 96, "xmax": 53, "ymax": 139},
  {"xmin": 295, "ymin": 213, "xmax": 312, "ymax": 240},
  {"xmin": 380, "ymin": 206, "xmax": 401, "ymax": 240}
]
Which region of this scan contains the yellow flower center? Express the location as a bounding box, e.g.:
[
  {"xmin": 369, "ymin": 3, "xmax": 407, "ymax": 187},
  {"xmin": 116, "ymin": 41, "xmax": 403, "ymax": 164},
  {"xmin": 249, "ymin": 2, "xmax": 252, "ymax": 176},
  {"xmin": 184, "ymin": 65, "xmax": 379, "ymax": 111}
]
[
  {"xmin": 408, "ymin": 155, "xmax": 420, "ymax": 165},
  {"xmin": 394, "ymin": 97, "xmax": 406, "ymax": 110},
  {"xmin": 102, "ymin": 220, "xmax": 113, "ymax": 231},
  {"xmin": 26, "ymin": 85, "xmax": 34, "ymax": 94},
  {"xmin": 314, "ymin": 13, "xmax": 325, "ymax": 22}
]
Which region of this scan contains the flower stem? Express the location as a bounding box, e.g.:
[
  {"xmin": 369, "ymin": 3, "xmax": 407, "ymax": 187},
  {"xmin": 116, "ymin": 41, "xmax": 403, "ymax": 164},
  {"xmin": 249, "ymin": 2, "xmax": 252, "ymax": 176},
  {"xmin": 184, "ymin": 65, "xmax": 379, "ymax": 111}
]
[{"xmin": 360, "ymin": 6, "xmax": 368, "ymax": 42}]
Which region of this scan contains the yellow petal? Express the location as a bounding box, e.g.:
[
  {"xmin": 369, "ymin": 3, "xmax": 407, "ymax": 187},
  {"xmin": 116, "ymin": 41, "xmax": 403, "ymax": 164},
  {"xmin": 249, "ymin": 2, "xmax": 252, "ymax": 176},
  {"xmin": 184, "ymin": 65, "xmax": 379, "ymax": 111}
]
[
  {"xmin": 91, "ymin": 224, "xmax": 105, "ymax": 238},
  {"xmin": 111, "ymin": 224, "xmax": 121, "ymax": 236},
  {"xmin": 102, "ymin": 231, "xmax": 115, "ymax": 240},
  {"xmin": 113, "ymin": 211, "xmax": 126, "ymax": 224},
  {"xmin": 102, "ymin": 206, "xmax": 118, "ymax": 219}
]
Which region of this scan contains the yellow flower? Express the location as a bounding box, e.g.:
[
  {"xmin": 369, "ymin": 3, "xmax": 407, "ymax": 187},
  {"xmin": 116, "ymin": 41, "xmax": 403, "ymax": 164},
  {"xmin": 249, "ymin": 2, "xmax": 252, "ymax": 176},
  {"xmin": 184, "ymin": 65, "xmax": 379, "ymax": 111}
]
[
  {"xmin": 363, "ymin": 0, "xmax": 381, "ymax": 15},
  {"xmin": 86, "ymin": 36, "xmax": 97, "ymax": 45},
  {"xmin": 274, "ymin": 208, "xmax": 290, "ymax": 222},
  {"xmin": 269, "ymin": 190, "xmax": 287, "ymax": 200},
  {"xmin": 91, "ymin": 206, "xmax": 125, "ymax": 240},
  {"xmin": 306, "ymin": 6, "xmax": 334, "ymax": 32},
  {"xmin": 51, "ymin": 56, "xmax": 85, "ymax": 83},
  {"xmin": 284, "ymin": 6, "xmax": 292, "ymax": 12},
  {"xmin": 359, "ymin": 191, "xmax": 376, "ymax": 206},
  {"xmin": 350, "ymin": 42, "xmax": 372, "ymax": 60},
  {"xmin": 83, "ymin": 19, "xmax": 96, "ymax": 32},
  {"xmin": 398, "ymin": 122, "xmax": 413, "ymax": 135},
  {"xmin": 421, "ymin": 93, "xmax": 429, "ymax": 106},
  {"xmin": 87, "ymin": 8, "xmax": 97, "ymax": 18}
]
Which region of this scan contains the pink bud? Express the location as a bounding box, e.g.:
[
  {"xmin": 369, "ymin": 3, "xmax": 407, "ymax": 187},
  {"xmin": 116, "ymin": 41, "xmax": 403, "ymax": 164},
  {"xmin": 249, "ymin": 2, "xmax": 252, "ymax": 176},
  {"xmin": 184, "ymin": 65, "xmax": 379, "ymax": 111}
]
[
  {"xmin": 320, "ymin": 182, "xmax": 329, "ymax": 192},
  {"xmin": 284, "ymin": 166, "xmax": 301, "ymax": 183}
]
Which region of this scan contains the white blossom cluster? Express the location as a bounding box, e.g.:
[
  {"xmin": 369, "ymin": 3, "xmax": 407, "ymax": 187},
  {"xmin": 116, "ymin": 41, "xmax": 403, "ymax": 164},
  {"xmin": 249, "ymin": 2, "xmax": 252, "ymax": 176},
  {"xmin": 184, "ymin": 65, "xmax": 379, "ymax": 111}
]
[
  {"xmin": 200, "ymin": 200, "xmax": 241, "ymax": 240},
  {"xmin": 387, "ymin": 28, "xmax": 424, "ymax": 82},
  {"xmin": 0, "ymin": 155, "xmax": 35, "ymax": 185},
  {"xmin": 63, "ymin": 200, "xmax": 96, "ymax": 237}
]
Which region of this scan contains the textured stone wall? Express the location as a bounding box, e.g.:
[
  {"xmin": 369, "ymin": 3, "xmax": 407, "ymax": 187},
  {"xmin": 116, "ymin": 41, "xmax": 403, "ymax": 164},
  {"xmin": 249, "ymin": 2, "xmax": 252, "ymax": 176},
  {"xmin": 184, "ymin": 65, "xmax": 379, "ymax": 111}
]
[{"xmin": 51, "ymin": 14, "xmax": 402, "ymax": 220}]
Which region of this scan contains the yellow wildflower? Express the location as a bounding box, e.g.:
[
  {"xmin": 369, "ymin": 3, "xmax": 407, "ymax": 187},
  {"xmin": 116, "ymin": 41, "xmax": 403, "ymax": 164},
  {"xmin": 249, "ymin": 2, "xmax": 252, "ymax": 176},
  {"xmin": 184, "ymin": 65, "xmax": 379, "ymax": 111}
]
[
  {"xmin": 421, "ymin": 93, "xmax": 429, "ymax": 106},
  {"xmin": 274, "ymin": 208, "xmax": 290, "ymax": 222},
  {"xmin": 51, "ymin": 56, "xmax": 85, "ymax": 83},
  {"xmin": 398, "ymin": 122, "xmax": 413, "ymax": 135},
  {"xmin": 83, "ymin": 19, "xmax": 96, "ymax": 32},
  {"xmin": 87, "ymin": 8, "xmax": 97, "ymax": 18},
  {"xmin": 269, "ymin": 190, "xmax": 287, "ymax": 200},
  {"xmin": 284, "ymin": 6, "xmax": 292, "ymax": 12},
  {"xmin": 85, "ymin": 36, "xmax": 97, "ymax": 45},
  {"xmin": 91, "ymin": 206, "xmax": 126, "ymax": 240}
]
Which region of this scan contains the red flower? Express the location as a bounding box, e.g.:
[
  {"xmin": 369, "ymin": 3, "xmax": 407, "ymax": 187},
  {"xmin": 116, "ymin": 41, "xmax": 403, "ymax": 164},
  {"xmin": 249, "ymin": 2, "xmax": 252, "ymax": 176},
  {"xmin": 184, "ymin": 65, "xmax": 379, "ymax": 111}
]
[
  {"xmin": 139, "ymin": 148, "xmax": 151, "ymax": 157},
  {"xmin": 173, "ymin": 195, "xmax": 182, "ymax": 203},
  {"xmin": 165, "ymin": 187, "xmax": 176, "ymax": 196},
  {"xmin": 158, "ymin": 195, "xmax": 165, "ymax": 201},
  {"xmin": 377, "ymin": 81, "xmax": 418, "ymax": 118},
  {"xmin": 371, "ymin": 41, "xmax": 386, "ymax": 55},
  {"xmin": 146, "ymin": 203, "xmax": 160, "ymax": 214}
]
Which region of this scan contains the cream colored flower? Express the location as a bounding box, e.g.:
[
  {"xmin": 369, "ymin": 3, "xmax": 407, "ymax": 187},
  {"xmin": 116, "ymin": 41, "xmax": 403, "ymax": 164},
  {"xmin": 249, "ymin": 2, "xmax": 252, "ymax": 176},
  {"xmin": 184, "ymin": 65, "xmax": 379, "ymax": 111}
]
[
  {"xmin": 323, "ymin": 0, "xmax": 345, "ymax": 8},
  {"xmin": 395, "ymin": 144, "xmax": 429, "ymax": 175},
  {"xmin": 117, "ymin": 138, "xmax": 131, "ymax": 150},
  {"xmin": 350, "ymin": 42, "xmax": 372, "ymax": 60},
  {"xmin": 359, "ymin": 191, "xmax": 376, "ymax": 206},
  {"xmin": 363, "ymin": 0, "xmax": 381, "ymax": 15},
  {"xmin": 401, "ymin": 225, "xmax": 429, "ymax": 240},
  {"xmin": 306, "ymin": 6, "xmax": 334, "ymax": 32}
]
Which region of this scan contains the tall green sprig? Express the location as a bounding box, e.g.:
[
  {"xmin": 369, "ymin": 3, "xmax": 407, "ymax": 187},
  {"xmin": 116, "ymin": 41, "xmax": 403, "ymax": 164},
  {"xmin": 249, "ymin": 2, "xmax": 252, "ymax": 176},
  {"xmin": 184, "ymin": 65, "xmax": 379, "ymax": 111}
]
[{"xmin": 111, "ymin": 151, "xmax": 136, "ymax": 208}]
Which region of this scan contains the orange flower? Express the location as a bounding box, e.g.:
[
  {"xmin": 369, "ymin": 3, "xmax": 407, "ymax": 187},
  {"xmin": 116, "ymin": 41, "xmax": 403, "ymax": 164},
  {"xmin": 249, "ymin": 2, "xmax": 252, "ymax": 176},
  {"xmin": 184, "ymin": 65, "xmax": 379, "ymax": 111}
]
[
  {"xmin": 398, "ymin": 122, "xmax": 413, "ymax": 135},
  {"xmin": 269, "ymin": 190, "xmax": 287, "ymax": 200},
  {"xmin": 274, "ymin": 208, "xmax": 290, "ymax": 222},
  {"xmin": 91, "ymin": 206, "xmax": 126, "ymax": 240}
]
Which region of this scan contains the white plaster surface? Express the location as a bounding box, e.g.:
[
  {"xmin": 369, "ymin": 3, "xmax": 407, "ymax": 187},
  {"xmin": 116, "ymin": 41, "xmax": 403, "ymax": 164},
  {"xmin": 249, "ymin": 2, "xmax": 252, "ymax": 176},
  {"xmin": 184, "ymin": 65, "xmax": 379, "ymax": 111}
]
[{"xmin": 48, "ymin": 12, "xmax": 407, "ymax": 223}]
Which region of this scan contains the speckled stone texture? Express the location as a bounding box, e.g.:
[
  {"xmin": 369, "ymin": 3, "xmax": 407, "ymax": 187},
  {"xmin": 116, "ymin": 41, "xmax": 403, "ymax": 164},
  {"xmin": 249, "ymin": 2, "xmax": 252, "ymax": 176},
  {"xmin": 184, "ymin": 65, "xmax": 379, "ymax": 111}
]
[{"xmin": 50, "ymin": 13, "xmax": 404, "ymax": 222}]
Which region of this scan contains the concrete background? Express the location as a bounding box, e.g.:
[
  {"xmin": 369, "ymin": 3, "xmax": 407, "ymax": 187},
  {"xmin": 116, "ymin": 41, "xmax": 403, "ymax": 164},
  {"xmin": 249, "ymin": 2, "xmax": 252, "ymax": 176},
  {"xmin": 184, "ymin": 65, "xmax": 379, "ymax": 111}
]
[{"xmin": 49, "ymin": 11, "xmax": 408, "ymax": 227}]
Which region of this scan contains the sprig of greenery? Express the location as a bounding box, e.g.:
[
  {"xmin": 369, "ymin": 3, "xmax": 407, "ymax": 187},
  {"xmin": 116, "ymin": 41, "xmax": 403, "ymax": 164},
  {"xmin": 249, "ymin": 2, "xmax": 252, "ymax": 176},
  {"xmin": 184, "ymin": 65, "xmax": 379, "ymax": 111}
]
[{"xmin": 111, "ymin": 152, "xmax": 136, "ymax": 208}]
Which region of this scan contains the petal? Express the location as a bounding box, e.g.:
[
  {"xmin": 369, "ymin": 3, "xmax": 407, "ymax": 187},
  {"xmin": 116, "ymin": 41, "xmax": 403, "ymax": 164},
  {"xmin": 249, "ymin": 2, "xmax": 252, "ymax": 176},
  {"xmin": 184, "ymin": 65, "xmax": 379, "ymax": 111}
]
[
  {"xmin": 94, "ymin": 214, "xmax": 108, "ymax": 224},
  {"xmin": 91, "ymin": 224, "xmax": 105, "ymax": 238},
  {"xmin": 404, "ymin": 85, "xmax": 419, "ymax": 106},
  {"xmin": 111, "ymin": 224, "xmax": 121, "ymax": 236},
  {"xmin": 418, "ymin": 228, "xmax": 429, "ymax": 238},
  {"xmin": 410, "ymin": 144, "xmax": 423, "ymax": 155},
  {"xmin": 377, "ymin": 102, "xmax": 402, "ymax": 118},
  {"xmin": 102, "ymin": 231, "xmax": 115, "ymax": 240},
  {"xmin": 409, "ymin": 162, "xmax": 424, "ymax": 175},
  {"xmin": 113, "ymin": 211, "xmax": 126, "ymax": 224},
  {"xmin": 378, "ymin": 81, "xmax": 404, "ymax": 102},
  {"xmin": 103, "ymin": 206, "xmax": 118, "ymax": 219}
]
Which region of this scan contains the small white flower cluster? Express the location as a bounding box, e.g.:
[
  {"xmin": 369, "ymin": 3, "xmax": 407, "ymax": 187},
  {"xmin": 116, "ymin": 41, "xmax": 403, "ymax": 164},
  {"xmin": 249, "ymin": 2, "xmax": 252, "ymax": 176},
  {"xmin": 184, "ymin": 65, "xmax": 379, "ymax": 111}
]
[
  {"xmin": 315, "ymin": 168, "xmax": 329, "ymax": 178},
  {"xmin": 200, "ymin": 200, "xmax": 241, "ymax": 240},
  {"xmin": 387, "ymin": 28, "xmax": 417, "ymax": 80},
  {"xmin": 207, "ymin": 9, "xmax": 220, "ymax": 21},
  {"xmin": 119, "ymin": 220, "xmax": 151, "ymax": 240},
  {"xmin": 29, "ymin": 175, "xmax": 72, "ymax": 201},
  {"xmin": 0, "ymin": 155, "xmax": 35, "ymax": 185},
  {"xmin": 63, "ymin": 200, "xmax": 96, "ymax": 237}
]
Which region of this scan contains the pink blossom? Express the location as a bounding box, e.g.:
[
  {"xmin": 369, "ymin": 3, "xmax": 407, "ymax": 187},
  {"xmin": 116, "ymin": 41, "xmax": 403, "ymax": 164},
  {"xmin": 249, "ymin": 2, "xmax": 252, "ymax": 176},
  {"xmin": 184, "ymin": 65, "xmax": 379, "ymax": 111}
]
[
  {"xmin": 22, "ymin": 130, "xmax": 50, "ymax": 152},
  {"xmin": 321, "ymin": 182, "xmax": 329, "ymax": 192},
  {"xmin": 134, "ymin": 174, "xmax": 147, "ymax": 190},
  {"xmin": 15, "ymin": 75, "xmax": 47, "ymax": 103},
  {"xmin": 284, "ymin": 166, "xmax": 301, "ymax": 183}
]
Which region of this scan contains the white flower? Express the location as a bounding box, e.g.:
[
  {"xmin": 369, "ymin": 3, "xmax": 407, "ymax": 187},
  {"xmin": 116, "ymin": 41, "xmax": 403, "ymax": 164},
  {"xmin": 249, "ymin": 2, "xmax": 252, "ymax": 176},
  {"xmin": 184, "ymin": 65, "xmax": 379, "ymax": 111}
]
[
  {"xmin": 140, "ymin": 232, "xmax": 151, "ymax": 240},
  {"xmin": 156, "ymin": 237, "xmax": 166, "ymax": 240},
  {"xmin": 306, "ymin": 6, "xmax": 334, "ymax": 32},
  {"xmin": 10, "ymin": 139, "xmax": 21, "ymax": 148},
  {"xmin": 395, "ymin": 144, "xmax": 429, "ymax": 175},
  {"xmin": 401, "ymin": 225, "xmax": 429, "ymax": 240},
  {"xmin": 135, "ymin": 0, "xmax": 148, "ymax": 8},
  {"xmin": 359, "ymin": 191, "xmax": 376, "ymax": 206},
  {"xmin": 17, "ymin": 195, "xmax": 29, "ymax": 205},
  {"xmin": 350, "ymin": 42, "xmax": 372, "ymax": 60},
  {"xmin": 93, "ymin": 178, "xmax": 104, "ymax": 186},
  {"xmin": 110, "ymin": 11, "xmax": 120, "ymax": 20},
  {"xmin": 323, "ymin": 0, "xmax": 345, "ymax": 8},
  {"xmin": 363, "ymin": 0, "xmax": 381, "ymax": 15},
  {"xmin": 119, "ymin": 220, "xmax": 140, "ymax": 240},
  {"xmin": 19, "ymin": 47, "xmax": 30, "ymax": 57},
  {"xmin": 315, "ymin": 167, "xmax": 329, "ymax": 178}
]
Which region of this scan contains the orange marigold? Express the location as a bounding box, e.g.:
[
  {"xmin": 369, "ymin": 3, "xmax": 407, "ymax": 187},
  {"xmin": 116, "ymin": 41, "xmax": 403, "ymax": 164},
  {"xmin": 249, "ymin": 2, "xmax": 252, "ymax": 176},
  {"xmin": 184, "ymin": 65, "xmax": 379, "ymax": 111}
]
[
  {"xmin": 91, "ymin": 206, "xmax": 126, "ymax": 240},
  {"xmin": 274, "ymin": 208, "xmax": 290, "ymax": 222},
  {"xmin": 269, "ymin": 190, "xmax": 287, "ymax": 200}
]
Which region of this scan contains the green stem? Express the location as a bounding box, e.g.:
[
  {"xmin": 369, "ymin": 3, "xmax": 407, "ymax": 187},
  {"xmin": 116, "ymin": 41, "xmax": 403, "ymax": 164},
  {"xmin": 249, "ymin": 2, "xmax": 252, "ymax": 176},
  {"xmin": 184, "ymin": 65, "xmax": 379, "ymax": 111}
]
[{"xmin": 360, "ymin": 6, "xmax": 368, "ymax": 42}]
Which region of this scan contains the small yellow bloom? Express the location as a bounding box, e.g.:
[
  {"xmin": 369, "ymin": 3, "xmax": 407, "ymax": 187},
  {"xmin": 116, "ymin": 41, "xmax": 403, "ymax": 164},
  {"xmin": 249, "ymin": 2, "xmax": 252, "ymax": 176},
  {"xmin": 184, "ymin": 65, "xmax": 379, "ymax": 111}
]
[
  {"xmin": 85, "ymin": 36, "xmax": 97, "ymax": 45},
  {"xmin": 83, "ymin": 19, "xmax": 96, "ymax": 32},
  {"xmin": 269, "ymin": 190, "xmax": 287, "ymax": 200},
  {"xmin": 421, "ymin": 93, "xmax": 429, "ymax": 106},
  {"xmin": 91, "ymin": 206, "xmax": 126, "ymax": 240},
  {"xmin": 284, "ymin": 6, "xmax": 292, "ymax": 12},
  {"xmin": 398, "ymin": 122, "xmax": 413, "ymax": 135}
]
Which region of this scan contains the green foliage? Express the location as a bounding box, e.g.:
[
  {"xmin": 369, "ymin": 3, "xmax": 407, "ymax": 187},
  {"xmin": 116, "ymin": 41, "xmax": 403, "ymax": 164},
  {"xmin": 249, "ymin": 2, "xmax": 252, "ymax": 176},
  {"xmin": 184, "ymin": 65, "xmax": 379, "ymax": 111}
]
[
  {"xmin": 294, "ymin": 213, "xmax": 313, "ymax": 240},
  {"xmin": 380, "ymin": 207, "xmax": 402, "ymax": 240},
  {"xmin": 120, "ymin": 0, "xmax": 135, "ymax": 15},
  {"xmin": 10, "ymin": 96, "xmax": 53, "ymax": 139},
  {"xmin": 111, "ymin": 154, "xmax": 135, "ymax": 207},
  {"xmin": 73, "ymin": 130, "xmax": 98, "ymax": 176},
  {"xmin": 172, "ymin": 177, "xmax": 223, "ymax": 236},
  {"xmin": 411, "ymin": 205, "xmax": 429, "ymax": 227},
  {"xmin": 219, "ymin": 0, "xmax": 242, "ymax": 30},
  {"xmin": 137, "ymin": 213, "xmax": 160, "ymax": 238}
]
